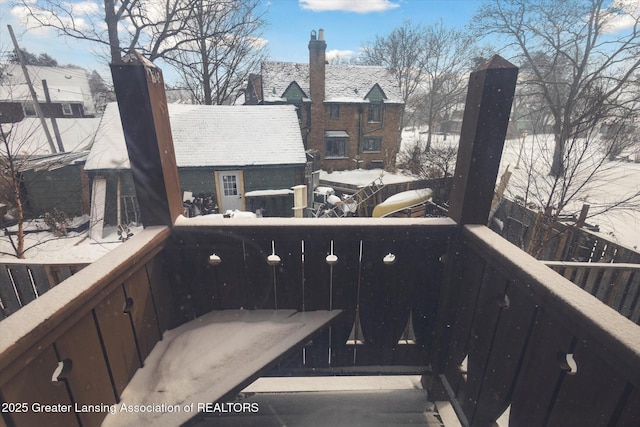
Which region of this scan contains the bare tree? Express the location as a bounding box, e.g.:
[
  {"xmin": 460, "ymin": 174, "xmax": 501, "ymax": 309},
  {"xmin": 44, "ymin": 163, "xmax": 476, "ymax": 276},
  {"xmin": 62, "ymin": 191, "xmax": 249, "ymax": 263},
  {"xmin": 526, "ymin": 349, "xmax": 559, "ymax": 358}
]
[
  {"xmin": 16, "ymin": 0, "xmax": 198, "ymax": 62},
  {"xmin": 361, "ymin": 20, "xmax": 475, "ymax": 142},
  {"xmin": 473, "ymin": 0, "xmax": 640, "ymax": 177},
  {"xmin": 416, "ymin": 21, "xmax": 475, "ymax": 150},
  {"xmin": 163, "ymin": 0, "xmax": 268, "ymax": 105},
  {"xmin": 14, "ymin": 0, "xmax": 267, "ymax": 105},
  {"xmin": 360, "ymin": 20, "xmax": 431, "ymax": 127},
  {"xmin": 0, "ymin": 122, "xmax": 28, "ymax": 258},
  {"xmin": 506, "ymin": 103, "xmax": 640, "ymax": 257}
]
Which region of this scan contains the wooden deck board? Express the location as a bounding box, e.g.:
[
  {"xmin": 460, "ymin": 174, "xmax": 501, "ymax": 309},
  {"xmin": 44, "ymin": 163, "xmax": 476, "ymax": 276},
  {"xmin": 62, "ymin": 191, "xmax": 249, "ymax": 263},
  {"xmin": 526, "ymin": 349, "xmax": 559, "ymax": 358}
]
[{"xmin": 101, "ymin": 309, "xmax": 342, "ymax": 427}]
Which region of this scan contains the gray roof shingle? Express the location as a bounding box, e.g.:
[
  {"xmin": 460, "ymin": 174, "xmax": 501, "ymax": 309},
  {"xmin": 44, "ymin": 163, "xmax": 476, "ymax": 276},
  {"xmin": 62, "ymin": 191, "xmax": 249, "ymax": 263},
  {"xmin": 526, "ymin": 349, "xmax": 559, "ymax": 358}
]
[
  {"xmin": 85, "ymin": 103, "xmax": 306, "ymax": 170},
  {"xmin": 261, "ymin": 62, "xmax": 403, "ymax": 104}
]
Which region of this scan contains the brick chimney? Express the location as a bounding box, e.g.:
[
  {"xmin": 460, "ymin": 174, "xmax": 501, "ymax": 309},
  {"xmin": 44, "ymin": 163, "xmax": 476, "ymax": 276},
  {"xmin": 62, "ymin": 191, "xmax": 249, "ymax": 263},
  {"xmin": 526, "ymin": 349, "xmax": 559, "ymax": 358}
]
[{"xmin": 308, "ymin": 29, "xmax": 326, "ymax": 154}]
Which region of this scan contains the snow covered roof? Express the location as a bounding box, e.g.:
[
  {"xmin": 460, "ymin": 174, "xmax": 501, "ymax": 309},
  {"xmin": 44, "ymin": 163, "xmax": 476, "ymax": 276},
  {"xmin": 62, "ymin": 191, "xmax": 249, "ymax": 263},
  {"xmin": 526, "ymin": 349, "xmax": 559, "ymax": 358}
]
[
  {"xmin": 261, "ymin": 62, "xmax": 403, "ymax": 104},
  {"xmin": 85, "ymin": 103, "xmax": 307, "ymax": 170},
  {"xmin": 0, "ymin": 65, "xmax": 95, "ymax": 115},
  {"xmin": 0, "ymin": 117, "xmax": 101, "ymax": 156}
]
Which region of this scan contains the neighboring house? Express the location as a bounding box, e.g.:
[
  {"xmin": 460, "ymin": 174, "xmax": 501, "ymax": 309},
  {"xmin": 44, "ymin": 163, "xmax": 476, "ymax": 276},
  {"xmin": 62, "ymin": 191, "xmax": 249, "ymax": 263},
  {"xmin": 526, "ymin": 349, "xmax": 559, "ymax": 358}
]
[
  {"xmin": 0, "ymin": 117, "xmax": 100, "ymax": 219},
  {"xmin": 245, "ymin": 29, "xmax": 404, "ymax": 171},
  {"xmin": 0, "ymin": 65, "xmax": 95, "ymax": 123},
  {"xmin": 84, "ymin": 103, "xmax": 307, "ymax": 224},
  {"xmin": 17, "ymin": 151, "xmax": 91, "ymax": 219}
]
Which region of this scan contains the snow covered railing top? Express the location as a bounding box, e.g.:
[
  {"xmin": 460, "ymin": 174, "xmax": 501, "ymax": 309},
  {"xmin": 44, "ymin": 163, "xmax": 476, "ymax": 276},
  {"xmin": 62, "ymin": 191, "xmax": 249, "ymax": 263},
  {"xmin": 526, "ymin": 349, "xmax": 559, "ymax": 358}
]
[{"xmin": 0, "ymin": 226, "xmax": 173, "ymax": 427}]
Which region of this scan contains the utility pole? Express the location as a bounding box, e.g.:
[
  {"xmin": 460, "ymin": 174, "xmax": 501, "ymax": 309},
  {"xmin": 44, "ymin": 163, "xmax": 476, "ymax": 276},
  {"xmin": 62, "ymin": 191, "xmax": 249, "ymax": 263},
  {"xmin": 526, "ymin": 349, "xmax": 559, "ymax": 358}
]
[
  {"xmin": 42, "ymin": 80, "xmax": 65, "ymax": 152},
  {"xmin": 7, "ymin": 24, "xmax": 57, "ymax": 153}
]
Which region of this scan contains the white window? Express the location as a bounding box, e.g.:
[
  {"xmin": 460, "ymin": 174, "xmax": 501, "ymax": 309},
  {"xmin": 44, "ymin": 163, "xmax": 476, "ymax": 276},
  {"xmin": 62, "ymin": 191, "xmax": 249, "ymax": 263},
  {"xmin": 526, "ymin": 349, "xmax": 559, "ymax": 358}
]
[{"xmin": 62, "ymin": 104, "xmax": 73, "ymax": 115}]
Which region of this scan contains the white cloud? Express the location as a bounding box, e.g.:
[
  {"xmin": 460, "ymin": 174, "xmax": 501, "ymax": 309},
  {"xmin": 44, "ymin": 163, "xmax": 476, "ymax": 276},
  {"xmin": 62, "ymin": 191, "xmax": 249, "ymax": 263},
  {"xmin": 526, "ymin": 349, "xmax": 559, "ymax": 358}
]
[
  {"xmin": 10, "ymin": 2, "xmax": 96, "ymax": 35},
  {"xmin": 602, "ymin": 0, "xmax": 640, "ymax": 33},
  {"xmin": 61, "ymin": 1, "xmax": 101, "ymax": 15},
  {"xmin": 326, "ymin": 49, "xmax": 354, "ymax": 61},
  {"xmin": 299, "ymin": 0, "xmax": 400, "ymax": 13}
]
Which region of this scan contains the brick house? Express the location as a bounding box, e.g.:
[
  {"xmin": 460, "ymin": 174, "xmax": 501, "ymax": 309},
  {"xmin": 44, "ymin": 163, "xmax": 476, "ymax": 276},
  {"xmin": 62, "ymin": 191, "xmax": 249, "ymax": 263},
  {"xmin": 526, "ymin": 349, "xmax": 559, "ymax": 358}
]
[
  {"xmin": 245, "ymin": 30, "xmax": 404, "ymax": 171},
  {"xmin": 0, "ymin": 65, "xmax": 95, "ymax": 123}
]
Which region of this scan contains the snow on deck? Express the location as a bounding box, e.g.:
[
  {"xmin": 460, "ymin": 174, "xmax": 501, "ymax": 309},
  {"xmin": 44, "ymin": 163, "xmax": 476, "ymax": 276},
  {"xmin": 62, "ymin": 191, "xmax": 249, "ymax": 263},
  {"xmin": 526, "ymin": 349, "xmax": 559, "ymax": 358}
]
[{"xmin": 102, "ymin": 309, "xmax": 342, "ymax": 427}]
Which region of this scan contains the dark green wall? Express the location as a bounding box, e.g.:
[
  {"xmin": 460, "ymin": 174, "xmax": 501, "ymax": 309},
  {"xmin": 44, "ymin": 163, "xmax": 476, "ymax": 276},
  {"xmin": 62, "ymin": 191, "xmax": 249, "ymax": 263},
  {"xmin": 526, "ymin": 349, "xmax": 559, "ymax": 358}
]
[
  {"xmin": 23, "ymin": 165, "xmax": 85, "ymax": 218},
  {"xmin": 243, "ymin": 166, "xmax": 301, "ymax": 192},
  {"xmin": 86, "ymin": 165, "xmax": 304, "ymax": 224}
]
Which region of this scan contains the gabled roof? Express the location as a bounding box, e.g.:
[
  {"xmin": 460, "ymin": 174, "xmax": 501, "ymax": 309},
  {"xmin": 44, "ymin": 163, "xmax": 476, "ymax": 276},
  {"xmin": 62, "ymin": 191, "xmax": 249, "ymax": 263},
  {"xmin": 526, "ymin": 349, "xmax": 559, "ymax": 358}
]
[
  {"xmin": 260, "ymin": 62, "xmax": 403, "ymax": 104},
  {"xmin": 0, "ymin": 117, "xmax": 101, "ymax": 156},
  {"xmin": 0, "ymin": 65, "xmax": 95, "ymax": 115},
  {"xmin": 85, "ymin": 103, "xmax": 307, "ymax": 170},
  {"xmin": 282, "ymin": 81, "xmax": 309, "ymax": 102}
]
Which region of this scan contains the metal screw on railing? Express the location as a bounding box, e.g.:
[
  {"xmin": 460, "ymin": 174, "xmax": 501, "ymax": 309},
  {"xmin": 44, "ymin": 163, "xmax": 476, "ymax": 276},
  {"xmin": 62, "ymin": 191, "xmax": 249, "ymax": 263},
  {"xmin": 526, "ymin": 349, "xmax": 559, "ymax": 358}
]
[
  {"xmin": 208, "ymin": 253, "xmax": 222, "ymax": 266},
  {"xmin": 383, "ymin": 253, "xmax": 396, "ymax": 265}
]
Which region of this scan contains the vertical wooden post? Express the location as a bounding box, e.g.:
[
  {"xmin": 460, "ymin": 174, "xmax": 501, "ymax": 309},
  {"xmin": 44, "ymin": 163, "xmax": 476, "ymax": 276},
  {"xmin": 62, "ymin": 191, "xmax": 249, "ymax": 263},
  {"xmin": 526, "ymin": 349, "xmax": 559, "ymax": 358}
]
[
  {"xmin": 448, "ymin": 55, "xmax": 518, "ymax": 225},
  {"xmin": 110, "ymin": 51, "xmax": 182, "ymax": 228},
  {"xmin": 426, "ymin": 55, "xmax": 518, "ymax": 399}
]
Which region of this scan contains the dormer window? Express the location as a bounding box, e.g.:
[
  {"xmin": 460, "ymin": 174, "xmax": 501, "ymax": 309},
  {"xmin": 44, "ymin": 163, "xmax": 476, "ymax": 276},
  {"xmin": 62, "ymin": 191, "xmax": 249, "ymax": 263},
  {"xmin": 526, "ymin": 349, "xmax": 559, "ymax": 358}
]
[
  {"xmin": 368, "ymin": 103, "xmax": 382, "ymax": 123},
  {"xmin": 365, "ymin": 84, "xmax": 386, "ymax": 123}
]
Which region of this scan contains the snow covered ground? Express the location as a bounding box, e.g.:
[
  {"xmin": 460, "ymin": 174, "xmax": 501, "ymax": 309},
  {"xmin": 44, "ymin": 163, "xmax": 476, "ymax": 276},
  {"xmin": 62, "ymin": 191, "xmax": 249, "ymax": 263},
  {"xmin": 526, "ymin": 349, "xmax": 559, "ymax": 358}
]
[
  {"xmin": 499, "ymin": 135, "xmax": 640, "ymax": 251},
  {"xmin": 401, "ymin": 128, "xmax": 640, "ymax": 250},
  {"xmin": 0, "ymin": 223, "xmax": 143, "ymax": 262}
]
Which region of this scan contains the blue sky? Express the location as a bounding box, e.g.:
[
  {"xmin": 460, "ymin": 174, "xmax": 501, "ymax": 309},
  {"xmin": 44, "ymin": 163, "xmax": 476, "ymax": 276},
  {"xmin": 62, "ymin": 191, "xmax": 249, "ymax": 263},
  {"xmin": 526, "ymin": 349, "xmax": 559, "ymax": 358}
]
[
  {"xmin": 1, "ymin": 0, "xmax": 481, "ymax": 81},
  {"xmin": 263, "ymin": 0, "xmax": 480, "ymax": 63}
]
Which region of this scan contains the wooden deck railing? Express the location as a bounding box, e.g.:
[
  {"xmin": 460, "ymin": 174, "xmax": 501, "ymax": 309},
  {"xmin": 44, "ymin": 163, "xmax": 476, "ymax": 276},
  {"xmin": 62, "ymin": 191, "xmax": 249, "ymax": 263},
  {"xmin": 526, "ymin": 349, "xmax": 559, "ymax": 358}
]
[
  {"xmin": 0, "ymin": 260, "xmax": 89, "ymax": 319},
  {"xmin": 171, "ymin": 216, "xmax": 456, "ymax": 371},
  {"xmin": 1, "ymin": 220, "xmax": 638, "ymax": 426},
  {"xmin": 0, "ymin": 227, "xmax": 175, "ymax": 427},
  {"xmin": 435, "ymin": 224, "xmax": 640, "ymax": 426},
  {"xmin": 3, "ymin": 53, "xmax": 638, "ymax": 427},
  {"xmin": 544, "ymin": 260, "xmax": 640, "ymax": 324}
]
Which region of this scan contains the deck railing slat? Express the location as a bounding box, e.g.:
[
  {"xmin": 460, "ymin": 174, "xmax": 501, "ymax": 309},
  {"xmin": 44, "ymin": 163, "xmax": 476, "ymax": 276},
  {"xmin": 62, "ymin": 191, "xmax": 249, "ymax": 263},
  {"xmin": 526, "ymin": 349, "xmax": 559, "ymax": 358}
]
[
  {"xmin": 123, "ymin": 268, "xmax": 161, "ymax": 361},
  {"xmin": 54, "ymin": 311, "xmax": 117, "ymax": 427},
  {"xmin": 459, "ymin": 266, "xmax": 510, "ymax": 425},
  {"xmin": 93, "ymin": 285, "xmax": 141, "ymax": 396},
  {"xmin": 438, "ymin": 225, "xmax": 640, "ymax": 426},
  {"xmin": 0, "ymin": 345, "xmax": 79, "ymax": 426}
]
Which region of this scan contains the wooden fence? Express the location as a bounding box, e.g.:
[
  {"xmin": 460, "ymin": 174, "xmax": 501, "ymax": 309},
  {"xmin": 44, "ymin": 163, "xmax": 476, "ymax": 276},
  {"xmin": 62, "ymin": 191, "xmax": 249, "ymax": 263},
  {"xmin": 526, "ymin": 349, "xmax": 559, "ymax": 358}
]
[
  {"xmin": 544, "ymin": 261, "xmax": 640, "ymax": 324},
  {"xmin": 491, "ymin": 198, "xmax": 640, "ymax": 263},
  {"xmin": 0, "ymin": 261, "xmax": 88, "ymax": 319}
]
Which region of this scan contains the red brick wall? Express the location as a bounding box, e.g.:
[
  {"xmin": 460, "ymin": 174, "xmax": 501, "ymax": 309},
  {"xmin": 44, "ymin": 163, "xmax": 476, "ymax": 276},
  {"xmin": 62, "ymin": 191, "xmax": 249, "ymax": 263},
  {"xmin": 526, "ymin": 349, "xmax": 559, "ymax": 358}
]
[{"xmin": 307, "ymin": 102, "xmax": 403, "ymax": 171}]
